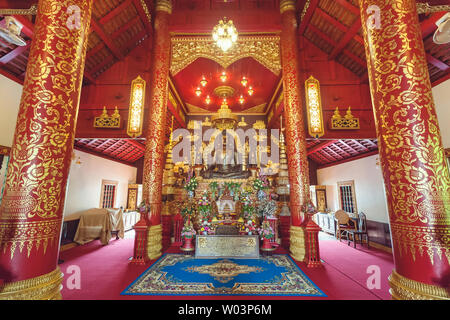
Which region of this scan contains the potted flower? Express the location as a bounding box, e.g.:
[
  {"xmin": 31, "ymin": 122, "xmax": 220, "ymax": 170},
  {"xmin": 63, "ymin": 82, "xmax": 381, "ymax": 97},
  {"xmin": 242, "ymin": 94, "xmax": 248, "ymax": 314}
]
[
  {"xmin": 181, "ymin": 219, "xmax": 196, "ymax": 251},
  {"xmin": 259, "ymin": 219, "xmax": 275, "ymax": 250},
  {"xmin": 253, "ymin": 175, "xmax": 269, "ymax": 200}
]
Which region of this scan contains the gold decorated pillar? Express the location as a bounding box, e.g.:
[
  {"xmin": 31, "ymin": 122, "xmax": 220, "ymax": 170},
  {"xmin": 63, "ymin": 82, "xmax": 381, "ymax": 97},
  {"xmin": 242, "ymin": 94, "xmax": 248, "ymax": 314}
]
[
  {"xmin": 359, "ymin": 0, "xmax": 450, "ymax": 299},
  {"xmin": 280, "ymin": 0, "xmax": 310, "ymax": 261},
  {"xmin": 141, "ymin": 0, "xmax": 172, "ymax": 260},
  {"xmin": 0, "ymin": 0, "xmax": 93, "ymax": 299}
]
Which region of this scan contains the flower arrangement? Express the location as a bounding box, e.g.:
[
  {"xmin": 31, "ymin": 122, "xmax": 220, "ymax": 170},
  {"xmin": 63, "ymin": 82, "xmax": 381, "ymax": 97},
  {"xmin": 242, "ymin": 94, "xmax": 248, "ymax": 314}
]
[
  {"xmin": 257, "ymin": 198, "xmax": 277, "ymax": 219},
  {"xmin": 209, "ymin": 181, "xmax": 219, "ymax": 200},
  {"xmin": 242, "ymin": 219, "xmax": 258, "ymax": 235},
  {"xmin": 181, "ymin": 219, "xmax": 196, "ymax": 238},
  {"xmin": 259, "ymin": 220, "xmax": 274, "ymax": 240},
  {"xmin": 253, "ymin": 177, "xmax": 268, "ymax": 191},
  {"xmin": 199, "ymin": 220, "xmax": 214, "ymax": 235},
  {"xmin": 197, "ymin": 192, "xmax": 211, "ymax": 217},
  {"xmin": 184, "ymin": 174, "xmax": 198, "ymax": 193}
]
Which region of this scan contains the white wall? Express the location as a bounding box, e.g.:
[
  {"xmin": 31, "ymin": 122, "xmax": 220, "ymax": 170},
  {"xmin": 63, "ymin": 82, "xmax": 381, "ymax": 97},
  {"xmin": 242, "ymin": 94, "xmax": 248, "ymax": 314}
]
[
  {"xmin": 64, "ymin": 149, "xmax": 137, "ymax": 221},
  {"xmin": 433, "ymin": 79, "xmax": 450, "ymax": 148},
  {"xmin": 317, "ymin": 154, "xmax": 389, "ymax": 223},
  {"xmin": 0, "ymin": 76, "xmax": 22, "ymax": 147}
]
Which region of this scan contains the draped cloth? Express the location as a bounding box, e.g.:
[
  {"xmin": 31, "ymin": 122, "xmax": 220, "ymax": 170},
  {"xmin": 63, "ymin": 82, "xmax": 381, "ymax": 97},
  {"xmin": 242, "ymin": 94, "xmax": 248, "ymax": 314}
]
[{"xmin": 74, "ymin": 208, "xmax": 125, "ymax": 245}]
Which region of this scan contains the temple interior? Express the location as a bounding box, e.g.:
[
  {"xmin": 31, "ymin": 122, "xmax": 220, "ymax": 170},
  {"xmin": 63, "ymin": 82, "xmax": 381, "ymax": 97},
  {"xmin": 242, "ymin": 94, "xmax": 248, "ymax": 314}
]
[{"xmin": 0, "ymin": 0, "xmax": 449, "ymax": 302}]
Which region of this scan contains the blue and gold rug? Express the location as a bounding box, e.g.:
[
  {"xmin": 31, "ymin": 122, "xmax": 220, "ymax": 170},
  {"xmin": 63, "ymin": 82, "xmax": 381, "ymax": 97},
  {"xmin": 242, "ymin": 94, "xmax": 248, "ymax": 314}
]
[{"xmin": 122, "ymin": 254, "xmax": 326, "ymax": 296}]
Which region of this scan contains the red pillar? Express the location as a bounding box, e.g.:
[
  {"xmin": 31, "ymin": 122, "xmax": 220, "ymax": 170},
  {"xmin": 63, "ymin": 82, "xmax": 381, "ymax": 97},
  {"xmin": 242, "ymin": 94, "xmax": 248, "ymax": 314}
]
[
  {"xmin": 359, "ymin": 0, "xmax": 450, "ymax": 299},
  {"xmin": 279, "ymin": 0, "xmax": 310, "ymax": 261},
  {"xmin": 141, "ymin": 0, "xmax": 172, "ymax": 260},
  {"xmin": 0, "ymin": 0, "xmax": 92, "ymax": 299}
]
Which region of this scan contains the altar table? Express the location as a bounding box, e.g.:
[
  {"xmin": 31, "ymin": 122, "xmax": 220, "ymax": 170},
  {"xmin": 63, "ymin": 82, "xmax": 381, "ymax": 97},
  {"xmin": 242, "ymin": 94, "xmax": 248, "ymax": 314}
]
[{"xmin": 195, "ymin": 235, "xmax": 259, "ymax": 259}]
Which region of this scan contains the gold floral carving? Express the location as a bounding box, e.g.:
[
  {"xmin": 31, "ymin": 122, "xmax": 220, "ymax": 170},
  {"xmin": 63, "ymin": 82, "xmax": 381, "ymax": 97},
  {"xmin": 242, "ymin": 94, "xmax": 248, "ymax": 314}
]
[
  {"xmin": 147, "ymin": 224, "xmax": 162, "ymax": 260},
  {"xmin": 389, "ymin": 270, "xmax": 450, "ymax": 300},
  {"xmin": 0, "ymin": 4, "xmax": 38, "ymax": 15},
  {"xmin": 0, "ymin": 220, "xmax": 61, "ymax": 259},
  {"xmin": 0, "ymin": 0, "xmax": 92, "ymax": 259},
  {"xmin": 289, "ymin": 226, "xmax": 305, "ymax": 262},
  {"xmin": 0, "ymin": 267, "xmax": 63, "ymax": 300},
  {"xmin": 416, "ymin": 3, "xmax": 450, "ymax": 14},
  {"xmin": 94, "ymin": 107, "xmax": 121, "ymax": 128},
  {"xmin": 170, "ymin": 36, "xmax": 281, "ymax": 76}
]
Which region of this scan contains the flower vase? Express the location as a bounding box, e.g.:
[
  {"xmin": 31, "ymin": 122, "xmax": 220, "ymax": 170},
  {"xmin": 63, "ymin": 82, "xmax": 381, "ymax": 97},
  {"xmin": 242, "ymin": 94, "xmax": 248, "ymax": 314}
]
[
  {"xmin": 202, "ymin": 231, "xmax": 208, "ymax": 235},
  {"xmin": 181, "ymin": 236, "xmax": 194, "ymax": 251},
  {"xmin": 248, "ymin": 231, "xmax": 252, "ymax": 235},
  {"xmin": 261, "ymin": 238, "xmax": 272, "ymax": 250},
  {"xmin": 188, "ymin": 190, "xmax": 194, "ymax": 198}
]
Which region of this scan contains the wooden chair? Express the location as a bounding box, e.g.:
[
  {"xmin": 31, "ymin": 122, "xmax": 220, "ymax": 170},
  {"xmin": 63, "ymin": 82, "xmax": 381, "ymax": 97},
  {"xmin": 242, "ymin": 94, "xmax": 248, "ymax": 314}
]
[
  {"xmin": 344, "ymin": 212, "xmax": 369, "ymax": 248},
  {"xmin": 334, "ymin": 210, "xmax": 356, "ymax": 241}
]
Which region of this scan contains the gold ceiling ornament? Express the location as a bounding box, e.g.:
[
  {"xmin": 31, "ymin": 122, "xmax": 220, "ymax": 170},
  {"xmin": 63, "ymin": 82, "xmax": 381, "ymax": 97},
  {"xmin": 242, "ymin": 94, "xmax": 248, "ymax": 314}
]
[
  {"xmin": 0, "ymin": 3, "xmax": 37, "ymax": 15},
  {"xmin": 155, "ymin": 0, "xmax": 172, "ymax": 14},
  {"xmin": 330, "ymin": 107, "xmax": 360, "ymax": 130},
  {"xmin": 212, "ymin": 17, "xmax": 238, "ymax": 52},
  {"xmin": 94, "ymin": 106, "xmax": 121, "ymax": 128},
  {"xmin": 416, "ymin": 2, "xmax": 450, "ymax": 14},
  {"xmin": 170, "ymin": 35, "xmax": 281, "ymax": 76},
  {"xmin": 211, "ymin": 100, "xmax": 238, "ymax": 130},
  {"xmin": 213, "ymin": 85, "xmax": 235, "ymax": 98},
  {"xmin": 305, "ymin": 75, "xmax": 325, "ymax": 138},
  {"xmin": 280, "ymin": 0, "xmax": 296, "ymax": 14},
  {"xmin": 127, "ymin": 76, "xmax": 146, "ymax": 138}
]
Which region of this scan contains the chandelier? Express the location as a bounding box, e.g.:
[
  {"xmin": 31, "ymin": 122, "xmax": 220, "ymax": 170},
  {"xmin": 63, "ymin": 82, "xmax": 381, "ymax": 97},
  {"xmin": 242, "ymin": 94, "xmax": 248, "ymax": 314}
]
[{"xmin": 212, "ymin": 18, "xmax": 238, "ymax": 52}]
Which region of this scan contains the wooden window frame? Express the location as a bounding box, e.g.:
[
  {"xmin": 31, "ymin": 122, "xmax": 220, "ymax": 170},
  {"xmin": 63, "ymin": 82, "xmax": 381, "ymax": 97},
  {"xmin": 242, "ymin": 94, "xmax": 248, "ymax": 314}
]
[
  {"xmin": 100, "ymin": 179, "xmax": 118, "ymax": 209},
  {"xmin": 337, "ymin": 180, "xmax": 358, "ymax": 214}
]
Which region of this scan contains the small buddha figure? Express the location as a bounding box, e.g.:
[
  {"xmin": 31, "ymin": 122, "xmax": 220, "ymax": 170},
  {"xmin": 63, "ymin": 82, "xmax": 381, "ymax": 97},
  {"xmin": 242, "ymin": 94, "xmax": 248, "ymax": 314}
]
[{"xmin": 345, "ymin": 107, "xmax": 354, "ymax": 120}]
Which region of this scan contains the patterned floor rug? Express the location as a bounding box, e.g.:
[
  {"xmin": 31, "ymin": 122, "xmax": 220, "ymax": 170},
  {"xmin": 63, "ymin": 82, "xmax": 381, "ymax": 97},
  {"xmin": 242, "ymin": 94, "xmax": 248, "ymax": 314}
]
[{"xmin": 121, "ymin": 254, "xmax": 326, "ymax": 296}]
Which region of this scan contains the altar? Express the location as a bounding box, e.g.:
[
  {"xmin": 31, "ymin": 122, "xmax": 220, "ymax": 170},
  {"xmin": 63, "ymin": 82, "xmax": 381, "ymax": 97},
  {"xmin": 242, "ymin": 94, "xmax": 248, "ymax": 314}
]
[{"xmin": 195, "ymin": 235, "xmax": 260, "ymax": 259}]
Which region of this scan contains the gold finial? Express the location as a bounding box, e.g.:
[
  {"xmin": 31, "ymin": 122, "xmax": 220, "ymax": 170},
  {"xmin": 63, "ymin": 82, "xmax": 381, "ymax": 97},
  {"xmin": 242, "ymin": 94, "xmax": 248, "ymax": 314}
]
[
  {"xmin": 100, "ymin": 106, "xmax": 108, "ymax": 118},
  {"xmin": 332, "ymin": 107, "xmax": 341, "ymax": 119},
  {"xmin": 238, "ymin": 116, "xmax": 247, "ymax": 127},
  {"xmin": 112, "ymin": 106, "xmax": 120, "ymax": 118},
  {"xmin": 280, "ymin": 0, "xmax": 296, "ymax": 14},
  {"xmin": 345, "ymin": 107, "xmax": 354, "ymax": 120},
  {"xmin": 155, "ymin": 0, "xmax": 172, "ymax": 14}
]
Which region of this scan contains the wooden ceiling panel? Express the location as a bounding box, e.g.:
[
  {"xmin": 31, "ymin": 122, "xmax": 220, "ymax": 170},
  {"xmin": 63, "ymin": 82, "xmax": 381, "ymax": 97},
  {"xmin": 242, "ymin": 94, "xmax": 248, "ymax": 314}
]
[{"xmin": 319, "ymin": 0, "xmax": 358, "ymax": 28}]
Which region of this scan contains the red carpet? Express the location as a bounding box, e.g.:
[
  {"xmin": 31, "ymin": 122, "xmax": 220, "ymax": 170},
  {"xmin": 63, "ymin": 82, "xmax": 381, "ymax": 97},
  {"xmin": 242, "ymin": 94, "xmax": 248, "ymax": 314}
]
[{"xmin": 59, "ymin": 233, "xmax": 394, "ymax": 300}]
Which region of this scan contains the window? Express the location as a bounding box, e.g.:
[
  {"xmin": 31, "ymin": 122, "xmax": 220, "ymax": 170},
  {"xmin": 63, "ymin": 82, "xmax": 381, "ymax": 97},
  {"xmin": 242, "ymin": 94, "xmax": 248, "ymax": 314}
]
[
  {"xmin": 100, "ymin": 180, "xmax": 118, "ymax": 208},
  {"xmin": 337, "ymin": 180, "xmax": 357, "ymax": 214}
]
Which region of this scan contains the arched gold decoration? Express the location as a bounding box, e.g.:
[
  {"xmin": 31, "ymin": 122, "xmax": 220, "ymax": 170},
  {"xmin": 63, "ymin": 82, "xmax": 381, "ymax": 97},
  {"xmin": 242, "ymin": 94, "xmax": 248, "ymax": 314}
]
[
  {"xmin": 127, "ymin": 76, "xmax": 146, "ymax": 138},
  {"xmin": 305, "ymin": 75, "xmax": 325, "ymax": 138},
  {"xmin": 170, "ymin": 35, "xmax": 281, "ymax": 76}
]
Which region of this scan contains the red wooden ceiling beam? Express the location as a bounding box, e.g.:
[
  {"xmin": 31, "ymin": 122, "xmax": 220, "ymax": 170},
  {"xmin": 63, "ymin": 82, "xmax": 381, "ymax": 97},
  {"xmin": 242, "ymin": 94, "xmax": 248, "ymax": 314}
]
[
  {"xmin": 299, "ymin": 0, "xmax": 319, "ymax": 35},
  {"xmin": 0, "ymin": 40, "xmax": 31, "ymax": 64},
  {"xmin": 112, "ymin": 15, "xmax": 140, "ymax": 38},
  {"xmin": 126, "ymin": 139, "xmax": 145, "ymax": 151},
  {"xmin": 432, "ymin": 69, "xmax": 450, "ymax": 87},
  {"xmin": 329, "ymin": 18, "xmax": 362, "ymax": 60},
  {"xmin": 426, "ymin": 53, "xmax": 449, "ymax": 71},
  {"xmin": 0, "ymin": 67, "xmax": 24, "ymax": 84},
  {"xmin": 89, "ymin": 54, "xmax": 115, "ymax": 76},
  {"xmin": 99, "ymin": 0, "xmax": 133, "ymax": 25},
  {"xmin": 334, "ymin": 0, "xmax": 360, "ymax": 16},
  {"xmin": 318, "ymin": 149, "xmax": 379, "ymax": 169},
  {"xmin": 132, "ymin": 0, "xmax": 153, "ymax": 35},
  {"xmin": 87, "ymin": 42, "xmax": 105, "ymax": 59},
  {"xmin": 307, "ymin": 139, "xmax": 339, "ymax": 155},
  {"xmin": 315, "ymin": 8, "xmax": 348, "ymax": 34},
  {"xmin": 90, "ymin": 18, "xmax": 124, "ymax": 61}
]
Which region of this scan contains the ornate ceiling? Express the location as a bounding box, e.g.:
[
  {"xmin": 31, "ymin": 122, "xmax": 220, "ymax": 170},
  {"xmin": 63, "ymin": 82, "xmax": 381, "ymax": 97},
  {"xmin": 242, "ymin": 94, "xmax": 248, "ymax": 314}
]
[{"xmin": 1, "ymin": 0, "xmax": 449, "ymax": 167}]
